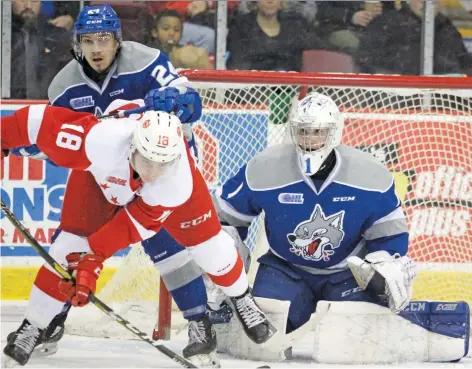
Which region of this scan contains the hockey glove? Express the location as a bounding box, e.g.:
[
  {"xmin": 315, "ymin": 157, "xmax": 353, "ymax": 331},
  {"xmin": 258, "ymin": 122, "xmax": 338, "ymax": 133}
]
[
  {"xmin": 144, "ymin": 86, "xmax": 202, "ymax": 123},
  {"xmin": 10, "ymin": 144, "xmax": 58, "ymax": 166},
  {"xmin": 347, "ymin": 251, "xmax": 417, "ymax": 313},
  {"xmin": 58, "ymin": 252, "xmax": 105, "ymax": 307}
]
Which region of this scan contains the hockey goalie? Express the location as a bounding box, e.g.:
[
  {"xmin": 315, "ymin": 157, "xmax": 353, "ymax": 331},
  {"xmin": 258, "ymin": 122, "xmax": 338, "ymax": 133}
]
[{"xmin": 212, "ymin": 92, "xmax": 470, "ymax": 363}]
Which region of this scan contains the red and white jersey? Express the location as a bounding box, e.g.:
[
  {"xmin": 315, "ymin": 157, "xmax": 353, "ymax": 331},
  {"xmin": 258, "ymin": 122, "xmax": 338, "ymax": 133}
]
[
  {"xmin": 83, "ymin": 99, "xmax": 193, "ymax": 208},
  {"xmin": 1, "ymin": 104, "xmax": 205, "ymax": 258}
]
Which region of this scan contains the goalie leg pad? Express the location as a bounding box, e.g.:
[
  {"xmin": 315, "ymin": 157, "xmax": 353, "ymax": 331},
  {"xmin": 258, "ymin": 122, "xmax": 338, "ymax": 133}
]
[
  {"xmin": 215, "ymin": 297, "xmax": 311, "ymax": 361},
  {"xmin": 313, "ymin": 300, "xmax": 469, "ymax": 364},
  {"xmin": 215, "ymin": 262, "xmax": 314, "ymax": 361},
  {"xmin": 400, "ymin": 301, "xmax": 470, "ymax": 361}
]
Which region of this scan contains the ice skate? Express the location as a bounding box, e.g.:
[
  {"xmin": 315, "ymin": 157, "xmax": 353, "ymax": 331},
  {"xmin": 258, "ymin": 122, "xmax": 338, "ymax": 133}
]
[
  {"xmin": 183, "ymin": 315, "xmax": 219, "ymax": 368},
  {"xmin": 3, "ymin": 319, "xmax": 44, "ymax": 366},
  {"xmin": 230, "ymin": 288, "xmax": 276, "ymax": 344},
  {"xmin": 7, "ymin": 309, "xmax": 66, "ymax": 358}
]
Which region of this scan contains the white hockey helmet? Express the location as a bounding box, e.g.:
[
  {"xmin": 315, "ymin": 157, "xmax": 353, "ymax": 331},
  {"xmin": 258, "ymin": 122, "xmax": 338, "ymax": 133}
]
[
  {"xmin": 290, "ymin": 93, "xmax": 344, "ymax": 175},
  {"xmin": 131, "ymin": 111, "xmax": 184, "ymax": 181}
]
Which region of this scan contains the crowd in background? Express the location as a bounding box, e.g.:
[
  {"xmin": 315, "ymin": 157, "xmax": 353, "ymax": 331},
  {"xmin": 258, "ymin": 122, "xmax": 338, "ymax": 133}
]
[{"xmin": 8, "ymin": 0, "xmax": 472, "ymax": 99}]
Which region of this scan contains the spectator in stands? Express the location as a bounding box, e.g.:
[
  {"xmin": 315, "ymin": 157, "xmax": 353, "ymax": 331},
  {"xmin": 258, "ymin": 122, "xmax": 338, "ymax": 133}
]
[
  {"xmin": 240, "ymin": 0, "xmax": 318, "ymax": 23},
  {"xmin": 315, "ymin": 1, "xmax": 396, "ymax": 55},
  {"xmin": 10, "ymin": 0, "xmax": 72, "ymax": 99},
  {"xmin": 226, "ymin": 0, "xmax": 316, "ymax": 71},
  {"xmin": 148, "ymin": 1, "xmax": 240, "ymax": 53},
  {"xmin": 154, "ymin": 1, "xmax": 241, "ymax": 28},
  {"xmin": 41, "ymin": 1, "xmax": 80, "ymax": 30},
  {"xmin": 355, "ymin": 0, "xmax": 472, "ymax": 76},
  {"xmin": 150, "ymin": 10, "xmax": 213, "ymax": 69}
]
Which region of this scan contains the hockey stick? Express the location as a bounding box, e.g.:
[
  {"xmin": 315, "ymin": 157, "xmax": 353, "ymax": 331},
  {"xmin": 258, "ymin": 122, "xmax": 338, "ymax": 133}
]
[
  {"xmin": 0, "ymin": 200, "xmax": 197, "ymax": 369},
  {"xmin": 98, "ymin": 105, "xmax": 148, "ymax": 119},
  {"xmin": 98, "ymin": 104, "xmax": 179, "ymax": 120}
]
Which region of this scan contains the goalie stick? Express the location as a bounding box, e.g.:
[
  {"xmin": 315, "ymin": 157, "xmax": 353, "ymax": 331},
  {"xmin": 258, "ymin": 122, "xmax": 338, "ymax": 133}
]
[{"xmin": 0, "ymin": 200, "xmax": 197, "ymax": 369}]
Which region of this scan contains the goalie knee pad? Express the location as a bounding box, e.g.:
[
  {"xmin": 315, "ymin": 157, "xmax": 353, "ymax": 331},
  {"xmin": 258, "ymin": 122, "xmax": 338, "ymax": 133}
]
[
  {"xmin": 313, "ymin": 300, "xmax": 469, "ymax": 363},
  {"xmin": 214, "ymin": 297, "xmax": 311, "ymax": 361}
]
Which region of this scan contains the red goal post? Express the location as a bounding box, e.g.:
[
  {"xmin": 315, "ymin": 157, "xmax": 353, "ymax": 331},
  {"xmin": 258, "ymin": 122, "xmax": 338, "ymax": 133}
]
[{"xmin": 65, "ymin": 71, "xmax": 472, "ymax": 340}]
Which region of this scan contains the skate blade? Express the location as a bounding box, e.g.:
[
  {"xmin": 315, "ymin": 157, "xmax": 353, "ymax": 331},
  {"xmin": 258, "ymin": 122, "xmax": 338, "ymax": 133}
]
[
  {"xmin": 33, "ymin": 342, "xmax": 58, "ymax": 357},
  {"xmin": 187, "ymin": 352, "xmax": 220, "ymax": 368},
  {"xmin": 2, "ymin": 354, "xmax": 20, "ymax": 368}
]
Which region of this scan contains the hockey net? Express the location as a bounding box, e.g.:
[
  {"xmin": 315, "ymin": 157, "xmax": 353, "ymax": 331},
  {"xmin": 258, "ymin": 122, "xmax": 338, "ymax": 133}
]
[{"xmin": 66, "ymin": 71, "xmax": 472, "ymax": 340}]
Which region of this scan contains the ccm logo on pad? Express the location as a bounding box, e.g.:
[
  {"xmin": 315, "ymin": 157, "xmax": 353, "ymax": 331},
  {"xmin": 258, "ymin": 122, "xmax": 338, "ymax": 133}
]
[
  {"xmin": 436, "ymin": 303, "xmax": 457, "ymax": 311},
  {"xmin": 180, "ymin": 210, "xmax": 212, "ymax": 228}
]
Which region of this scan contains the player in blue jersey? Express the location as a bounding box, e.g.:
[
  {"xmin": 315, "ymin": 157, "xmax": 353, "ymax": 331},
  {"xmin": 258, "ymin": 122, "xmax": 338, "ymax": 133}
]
[
  {"xmin": 8, "ymin": 5, "xmax": 222, "ymax": 367},
  {"xmin": 213, "ymin": 93, "xmax": 470, "ymax": 363}
]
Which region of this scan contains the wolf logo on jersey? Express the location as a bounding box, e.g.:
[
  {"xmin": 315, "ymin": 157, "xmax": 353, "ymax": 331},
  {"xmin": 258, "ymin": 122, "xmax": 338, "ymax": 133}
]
[{"xmin": 287, "ymin": 204, "xmax": 345, "ymax": 262}]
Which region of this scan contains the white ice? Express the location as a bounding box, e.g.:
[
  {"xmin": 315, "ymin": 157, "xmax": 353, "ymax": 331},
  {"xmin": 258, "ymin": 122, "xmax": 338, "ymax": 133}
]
[{"xmin": 1, "ymin": 301, "xmax": 471, "ymax": 369}]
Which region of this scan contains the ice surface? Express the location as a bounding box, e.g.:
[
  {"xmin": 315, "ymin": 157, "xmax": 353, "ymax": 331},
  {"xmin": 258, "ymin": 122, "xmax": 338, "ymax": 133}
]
[{"xmin": 1, "ymin": 301, "xmax": 471, "ymax": 369}]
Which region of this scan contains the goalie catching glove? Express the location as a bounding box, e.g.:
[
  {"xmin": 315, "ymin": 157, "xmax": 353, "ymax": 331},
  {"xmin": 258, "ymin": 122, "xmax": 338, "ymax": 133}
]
[
  {"xmin": 58, "ymin": 252, "xmax": 106, "ymax": 307},
  {"xmin": 347, "ymin": 251, "xmax": 417, "ymax": 313}
]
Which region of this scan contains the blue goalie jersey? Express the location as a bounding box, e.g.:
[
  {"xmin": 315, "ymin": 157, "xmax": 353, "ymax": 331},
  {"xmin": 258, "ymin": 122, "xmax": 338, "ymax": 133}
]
[
  {"xmin": 216, "ymin": 144, "xmax": 409, "ymax": 274},
  {"xmin": 48, "ymin": 41, "xmax": 188, "ymax": 116}
]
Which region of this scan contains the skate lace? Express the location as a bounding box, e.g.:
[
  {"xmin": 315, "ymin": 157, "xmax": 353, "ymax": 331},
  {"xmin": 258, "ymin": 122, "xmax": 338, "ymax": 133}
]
[
  {"xmin": 188, "ymin": 320, "xmax": 207, "ymax": 344},
  {"xmin": 15, "ymin": 324, "xmax": 40, "ymax": 353},
  {"xmin": 235, "ymin": 295, "xmax": 265, "ymax": 329}
]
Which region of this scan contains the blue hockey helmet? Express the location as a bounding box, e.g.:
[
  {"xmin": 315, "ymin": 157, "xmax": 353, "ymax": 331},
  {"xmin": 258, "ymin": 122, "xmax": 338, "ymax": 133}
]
[{"xmin": 73, "ymin": 5, "xmax": 122, "ymax": 48}]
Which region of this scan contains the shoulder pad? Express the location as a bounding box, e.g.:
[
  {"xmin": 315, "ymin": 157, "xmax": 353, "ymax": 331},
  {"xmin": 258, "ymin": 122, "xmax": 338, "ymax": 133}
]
[
  {"xmin": 116, "ymin": 41, "xmax": 161, "ymax": 75},
  {"xmin": 48, "ymin": 61, "xmax": 85, "ymax": 104},
  {"xmin": 333, "ymin": 145, "xmax": 393, "ymax": 192},
  {"xmin": 246, "ymin": 144, "xmax": 303, "ymax": 191}
]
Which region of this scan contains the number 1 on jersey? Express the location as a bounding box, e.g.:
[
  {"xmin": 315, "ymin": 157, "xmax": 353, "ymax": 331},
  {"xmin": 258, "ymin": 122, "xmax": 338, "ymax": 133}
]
[{"xmin": 305, "ymin": 157, "xmax": 311, "ymax": 174}]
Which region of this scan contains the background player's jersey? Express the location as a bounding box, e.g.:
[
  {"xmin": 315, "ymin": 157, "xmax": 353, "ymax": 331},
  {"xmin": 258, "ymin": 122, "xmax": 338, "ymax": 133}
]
[
  {"xmin": 48, "ymin": 41, "xmax": 188, "ymax": 116},
  {"xmin": 216, "ymin": 144, "xmax": 409, "ymax": 274},
  {"xmin": 48, "ymin": 41, "xmax": 194, "ymax": 145},
  {"xmin": 2, "ymin": 105, "xmax": 198, "ymax": 257}
]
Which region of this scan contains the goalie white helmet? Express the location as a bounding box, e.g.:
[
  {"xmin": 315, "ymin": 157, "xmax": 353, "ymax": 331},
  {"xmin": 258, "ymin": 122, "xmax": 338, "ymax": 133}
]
[
  {"xmin": 290, "ymin": 93, "xmax": 344, "ymax": 175},
  {"xmin": 131, "ymin": 111, "xmax": 184, "ymax": 182}
]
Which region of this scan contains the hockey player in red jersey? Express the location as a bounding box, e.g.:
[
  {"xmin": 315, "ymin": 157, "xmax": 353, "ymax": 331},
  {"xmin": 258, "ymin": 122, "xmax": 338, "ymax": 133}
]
[
  {"xmin": 1, "ymin": 105, "xmax": 275, "ymax": 366},
  {"xmin": 10, "ymin": 4, "xmax": 223, "ymax": 359}
]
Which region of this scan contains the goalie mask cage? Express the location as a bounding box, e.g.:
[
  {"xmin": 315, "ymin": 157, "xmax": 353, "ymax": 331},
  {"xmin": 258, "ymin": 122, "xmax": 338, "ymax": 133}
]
[{"xmin": 66, "ymin": 70, "xmax": 472, "ymax": 341}]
